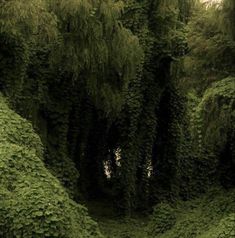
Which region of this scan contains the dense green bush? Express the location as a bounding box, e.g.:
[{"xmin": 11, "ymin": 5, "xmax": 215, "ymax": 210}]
[
  {"xmin": 0, "ymin": 95, "xmax": 103, "ymax": 238},
  {"xmin": 148, "ymin": 203, "xmax": 176, "ymax": 236},
  {"xmin": 192, "ymin": 77, "xmax": 235, "ymax": 152},
  {"xmin": 199, "ymin": 214, "xmax": 235, "ymax": 238},
  {"xmin": 172, "ymin": 77, "xmax": 235, "ymax": 199},
  {"xmin": 148, "ymin": 188, "xmax": 235, "ymax": 238},
  {"xmin": 0, "ymin": 95, "xmax": 43, "ymax": 159},
  {"xmin": 190, "ymin": 77, "xmax": 235, "ymax": 188}
]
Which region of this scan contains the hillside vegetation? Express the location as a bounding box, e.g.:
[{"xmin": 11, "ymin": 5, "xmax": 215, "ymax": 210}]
[
  {"xmin": 0, "ymin": 0, "xmax": 234, "ymax": 237},
  {"xmin": 0, "ymin": 95, "xmax": 103, "ymax": 238}
]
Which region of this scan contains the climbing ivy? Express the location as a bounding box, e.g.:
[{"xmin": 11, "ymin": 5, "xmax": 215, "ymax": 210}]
[{"xmin": 0, "ymin": 0, "xmax": 234, "ymax": 227}]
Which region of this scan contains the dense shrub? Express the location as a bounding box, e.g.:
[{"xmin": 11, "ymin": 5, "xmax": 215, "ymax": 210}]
[
  {"xmin": 0, "ymin": 95, "xmax": 103, "ymax": 238},
  {"xmin": 148, "ymin": 203, "xmax": 176, "ymax": 236},
  {"xmin": 148, "ymin": 188, "xmax": 235, "ymax": 238}
]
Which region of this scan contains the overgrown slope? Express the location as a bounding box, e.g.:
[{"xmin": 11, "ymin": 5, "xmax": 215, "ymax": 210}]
[
  {"xmin": 148, "ymin": 188, "xmax": 235, "ymax": 238},
  {"xmin": 0, "ymin": 95, "xmax": 103, "ymax": 238}
]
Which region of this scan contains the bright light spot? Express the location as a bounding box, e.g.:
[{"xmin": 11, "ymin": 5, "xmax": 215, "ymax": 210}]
[
  {"xmin": 200, "ymin": 0, "xmax": 223, "ymax": 8},
  {"xmin": 201, "ymin": 0, "xmax": 222, "ymax": 4},
  {"xmin": 201, "ymin": 0, "xmax": 222, "ymax": 2}
]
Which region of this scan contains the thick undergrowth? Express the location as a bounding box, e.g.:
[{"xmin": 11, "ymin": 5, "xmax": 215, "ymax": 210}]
[
  {"xmin": 0, "ymin": 0, "xmax": 234, "ymax": 237},
  {"xmin": 147, "ymin": 76, "xmax": 235, "ymax": 238},
  {"xmin": 148, "ymin": 188, "xmax": 235, "ymax": 238},
  {"xmin": 0, "ymin": 95, "xmax": 103, "ymax": 238}
]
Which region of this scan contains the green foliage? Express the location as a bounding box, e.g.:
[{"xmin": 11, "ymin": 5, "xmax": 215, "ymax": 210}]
[
  {"xmin": 99, "ymin": 218, "xmax": 148, "ymax": 238},
  {"xmin": 0, "ymin": 95, "xmax": 43, "ymax": 159},
  {"xmin": 48, "ymin": 0, "xmax": 142, "ymax": 114},
  {"xmin": 116, "ymin": 0, "xmax": 190, "ymax": 214},
  {"xmin": 172, "ymin": 77, "xmax": 235, "ymax": 198},
  {"xmin": 199, "ymin": 214, "xmax": 235, "ymax": 238},
  {"xmin": 0, "ymin": 95, "xmax": 103, "ymax": 238},
  {"xmin": 148, "ymin": 188, "xmax": 235, "ymax": 238},
  {"xmin": 151, "ymin": 84, "xmax": 187, "ymax": 202},
  {"xmin": 115, "ymin": 0, "xmax": 151, "ymax": 215},
  {"xmin": 0, "ymin": 0, "xmax": 142, "ymax": 203},
  {"xmin": 220, "ymin": 0, "xmax": 235, "ymax": 40},
  {"xmin": 0, "ymin": 0, "xmax": 234, "ymax": 226},
  {"xmin": 191, "ymin": 77, "xmax": 235, "ymax": 155},
  {"xmin": 148, "ymin": 203, "xmax": 176, "ymax": 236},
  {"xmin": 0, "ymin": 0, "xmax": 142, "ymax": 114},
  {"xmin": 181, "ymin": 2, "xmax": 235, "ymax": 92},
  {"xmin": 0, "ymin": 0, "xmax": 57, "ymax": 41},
  {"xmin": 87, "ymin": 200, "xmax": 149, "ymax": 238}
]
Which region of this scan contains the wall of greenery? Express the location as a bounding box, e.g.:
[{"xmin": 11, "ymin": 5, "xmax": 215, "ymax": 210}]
[{"xmin": 0, "ymin": 1, "xmax": 234, "ymax": 234}]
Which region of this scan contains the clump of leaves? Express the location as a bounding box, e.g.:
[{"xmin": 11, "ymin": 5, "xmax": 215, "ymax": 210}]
[
  {"xmin": 0, "ymin": 95, "xmax": 103, "ymax": 238},
  {"xmin": 148, "ymin": 188, "xmax": 235, "ymax": 238},
  {"xmin": 148, "ymin": 203, "xmax": 176, "ymax": 236}
]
